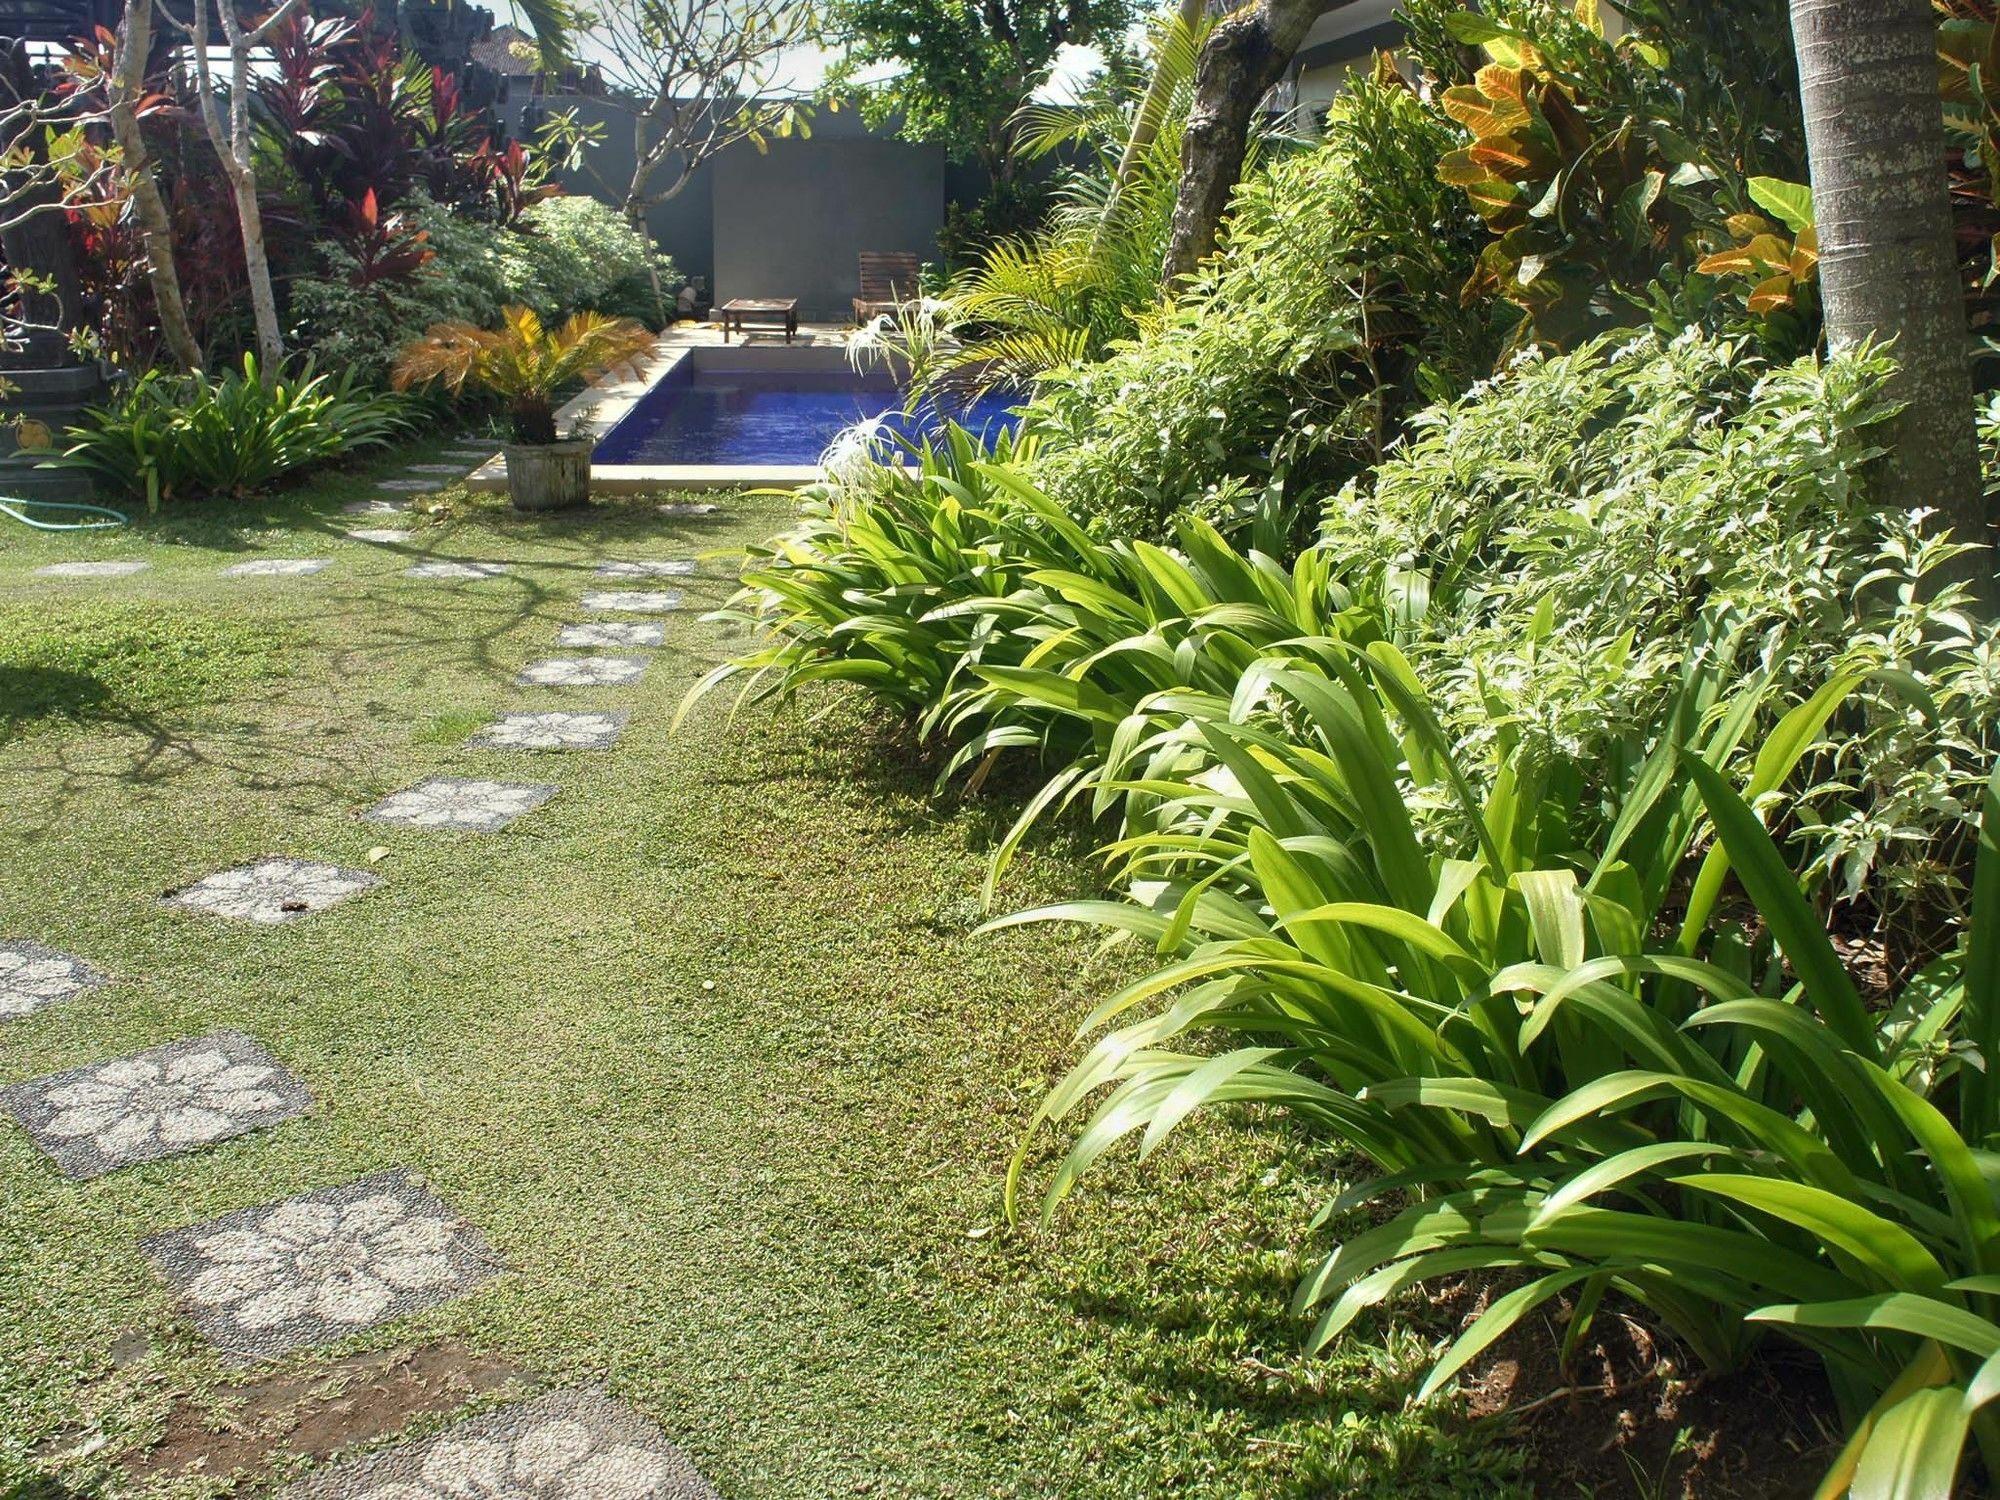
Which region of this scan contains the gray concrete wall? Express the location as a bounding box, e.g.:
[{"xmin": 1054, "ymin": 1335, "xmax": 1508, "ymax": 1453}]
[
  {"xmin": 539, "ymin": 94, "xmax": 946, "ymax": 317},
  {"xmin": 712, "ymin": 132, "xmax": 945, "ymax": 319}
]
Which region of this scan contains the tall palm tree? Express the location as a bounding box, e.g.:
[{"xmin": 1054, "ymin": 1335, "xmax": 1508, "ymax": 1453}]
[{"xmin": 1790, "ymin": 0, "xmax": 1990, "ymax": 604}]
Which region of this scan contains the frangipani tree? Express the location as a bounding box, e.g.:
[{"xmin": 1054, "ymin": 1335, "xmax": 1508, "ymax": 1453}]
[{"xmin": 580, "ymin": 0, "xmax": 821, "ymax": 311}]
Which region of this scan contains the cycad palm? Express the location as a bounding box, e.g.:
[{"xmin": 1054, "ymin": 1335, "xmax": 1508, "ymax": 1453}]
[{"xmin": 392, "ymin": 306, "xmax": 657, "ymax": 442}]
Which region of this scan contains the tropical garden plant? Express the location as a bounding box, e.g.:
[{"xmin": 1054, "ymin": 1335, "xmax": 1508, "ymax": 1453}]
[{"xmin": 52, "ymin": 355, "xmax": 408, "ymax": 508}]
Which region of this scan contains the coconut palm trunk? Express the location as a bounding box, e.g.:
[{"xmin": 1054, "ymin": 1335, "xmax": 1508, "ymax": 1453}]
[
  {"xmin": 1160, "ymin": 0, "xmax": 1320, "ymax": 285},
  {"xmin": 1790, "ymin": 0, "xmax": 1991, "ymax": 602}
]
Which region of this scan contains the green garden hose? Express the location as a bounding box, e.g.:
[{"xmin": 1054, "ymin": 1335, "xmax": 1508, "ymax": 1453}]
[{"xmin": 0, "ymin": 496, "xmax": 128, "ymax": 530}]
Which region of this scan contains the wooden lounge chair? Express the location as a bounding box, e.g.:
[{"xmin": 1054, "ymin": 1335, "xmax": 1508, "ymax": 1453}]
[{"xmin": 852, "ymin": 251, "xmax": 921, "ymax": 323}]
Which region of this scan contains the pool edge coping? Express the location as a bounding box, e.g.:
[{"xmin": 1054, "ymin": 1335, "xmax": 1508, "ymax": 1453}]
[{"xmin": 464, "ymin": 341, "xmax": 834, "ymax": 494}]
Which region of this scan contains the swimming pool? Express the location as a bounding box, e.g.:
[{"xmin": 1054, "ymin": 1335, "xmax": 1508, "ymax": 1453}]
[{"xmin": 592, "ymin": 360, "xmax": 1018, "ymax": 466}]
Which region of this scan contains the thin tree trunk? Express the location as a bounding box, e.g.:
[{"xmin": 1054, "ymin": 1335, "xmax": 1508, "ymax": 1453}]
[
  {"xmin": 185, "ymin": 0, "xmax": 300, "ymax": 380},
  {"xmin": 1790, "ymin": 0, "xmax": 1991, "ymax": 604},
  {"xmin": 109, "ymin": 0, "xmax": 202, "ymax": 370},
  {"xmin": 1160, "ymin": 0, "xmax": 1319, "ymax": 285}
]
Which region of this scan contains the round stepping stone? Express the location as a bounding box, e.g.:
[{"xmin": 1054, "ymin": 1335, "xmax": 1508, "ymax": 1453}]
[
  {"xmin": 580, "ymin": 590, "xmax": 682, "ymax": 613},
  {"xmin": 346, "ymin": 528, "xmax": 413, "ymax": 545},
  {"xmin": 364, "ymin": 776, "xmax": 558, "ymax": 832},
  {"xmin": 596, "ymin": 560, "xmax": 697, "ymax": 578},
  {"xmin": 656, "ymin": 502, "xmax": 718, "ymax": 517},
  {"xmin": 165, "ymin": 856, "xmax": 381, "ymax": 925},
  {"xmin": 0, "ymin": 939, "xmax": 106, "ymax": 1022},
  {"xmin": 142, "ymin": 1167, "xmax": 498, "ymax": 1361},
  {"xmin": 275, "ymin": 1387, "xmax": 719, "ymax": 1499},
  {"xmin": 0, "ymin": 1029, "xmax": 311, "ymax": 1179},
  {"xmin": 404, "ymin": 561, "xmax": 509, "ymax": 580},
  {"xmin": 34, "ymin": 560, "xmax": 148, "ymax": 577},
  {"xmin": 377, "ymin": 478, "xmax": 437, "ymax": 492},
  {"xmin": 406, "ymin": 464, "xmax": 471, "ymax": 474},
  {"xmin": 557, "ymin": 621, "xmax": 664, "ymax": 649},
  {"xmin": 222, "ymin": 558, "xmax": 332, "ymax": 577},
  {"xmin": 517, "ymin": 656, "xmax": 650, "ymax": 687},
  {"xmin": 469, "ymin": 710, "xmax": 628, "ymax": 750},
  {"xmin": 343, "ymin": 499, "xmax": 406, "ymax": 517},
  {"xmin": 442, "ymin": 448, "xmax": 491, "ymax": 458}
]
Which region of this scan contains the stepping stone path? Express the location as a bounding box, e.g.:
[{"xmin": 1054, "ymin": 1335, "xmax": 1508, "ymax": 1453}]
[
  {"xmin": 365, "ymin": 776, "xmax": 559, "ymax": 832},
  {"xmin": 276, "ymin": 1387, "xmax": 719, "ymax": 1499},
  {"xmin": 8, "ymin": 493, "xmax": 738, "ymax": 1485},
  {"xmin": 166, "ymin": 857, "xmax": 381, "ymax": 925},
  {"xmin": 1, "ymin": 1030, "xmax": 310, "ymax": 1179},
  {"xmin": 35, "ymin": 560, "xmax": 148, "ymax": 577},
  {"xmin": 469, "ymin": 711, "xmax": 628, "ymax": 751},
  {"xmin": 223, "ymin": 558, "xmax": 332, "ymax": 577},
  {"xmin": 580, "ymin": 590, "xmax": 682, "ymax": 613},
  {"xmin": 517, "ymin": 656, "xmax": 650, "ymax": 687},
  {"xmin": 142, "ymin": 1168, "xmax": 497, "ymax": 1361},
  {"xmin": 405, "ymin": 561, "xmax": 509, "ymax": 580},
  {"xmin": 597, "ymin": 560, "xmax": 697, "ymax": 578},
  {"xmin": 406, "ymin": 464, "xmax": 472, "ymax": 474},
  {"xmin": 343, "ymin": 499, "xmax": 406, "ymax": 516},
  {"xmin": 558, "ymin": 621, "xmax": 664, "ymax": 649},
  {"xmin": 0, "ymin": 939, "xmax": 105, "ymax": 1022}
]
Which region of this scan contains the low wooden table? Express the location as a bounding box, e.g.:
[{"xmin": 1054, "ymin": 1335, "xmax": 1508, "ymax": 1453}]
[{"xmin": 719, "ymin": 297, "xmax": 800, "ymax": 343}]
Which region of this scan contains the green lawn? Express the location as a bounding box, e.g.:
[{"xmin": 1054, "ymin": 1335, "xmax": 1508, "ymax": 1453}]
[{"xmin": 0, "ymin": 448, "xmax": 1522, "ymax": 1499}]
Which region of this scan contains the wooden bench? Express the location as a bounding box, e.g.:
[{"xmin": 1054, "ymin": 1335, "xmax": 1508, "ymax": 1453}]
[
  {"xmin": 719, "ymin": 297, "xmax": 799, "ymax": 343},
  {"xmin": 852, "ymin": 252, "xmax": 921, "ymax": 323}
]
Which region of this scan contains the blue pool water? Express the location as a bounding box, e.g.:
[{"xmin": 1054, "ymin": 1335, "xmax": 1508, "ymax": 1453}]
[{"xmin": 593, "ymin": 368, "xmax": 1019, "ymax": 466}]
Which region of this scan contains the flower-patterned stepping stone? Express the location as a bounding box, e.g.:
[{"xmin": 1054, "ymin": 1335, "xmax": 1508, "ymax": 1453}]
[
  {"xmin": 142, "ymin": 1168, "xmax": 498, "ymax": 1361},
  {"xmin": 346, "ymin": 529, "xmax": 412, "ymax": 545},
  {"xmin": 166, "ymin": 857, "xmax": 380, "ymax": 925},
  {"xmin": 1, "ymin": 1030, "xmax": 311, "ymax": 1179},
  {"xmin": 342, "ymin": 499, "xmax": 406, "ymax": 516},
  {"xmin": 222, "ymin": 558, "xmax": 331, "ymax": 577},
  {"xmin": 34, "ymin": 561, "xmax": 148, "ymax": 577},
  {"xmin": 275, "ymin": 1387, "xmax": 719, "ymax": 1499},
  {"xmin": 405, "ymin": 561, "xmax": 509, "ymax": 580},
  {"xmin": 516, "ymin": 656, "xmax": 649, "ymax": 687},
  {"xmin": 596, "ymin": 560, "xmax": 696, "ymax": 579},
  {"xmin": 580, "ymin": 590, "xmax": 682, "ymax": 614},
  {"xmin": 406, "ymin": 464, "xmax": 471, "ymax": 474},
  {"xmin": 468, "ymin": 711, "xmax": 628, "ymax": 751},
  {"xmin": 557, "ymin": 621, "xmax": 664, "ymax": 649},
  {"xmin": 0, "ymin": 940, "xmax": 105, "ymax": 1022},
  {"xmin": 377, "ymin": 479, "xmax": 436, "ymax": 492},
  {"xmin": 365, "ymin": 777, "xmax": 558, "ymax": 832},
  {"xmin": 656, "ymin": 503, "xmax": 718, "ymax": 517}
]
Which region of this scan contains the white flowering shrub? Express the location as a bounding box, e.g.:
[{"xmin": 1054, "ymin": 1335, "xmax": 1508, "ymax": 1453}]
[{"xmin": 1321, "ymin": 331, "xmax": 2000, "ymax": 932}]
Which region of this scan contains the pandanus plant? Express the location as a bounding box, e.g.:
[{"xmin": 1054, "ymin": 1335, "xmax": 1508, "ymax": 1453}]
[{"xmin": 391, "ymin": 305, "xmax": 656, "ymax": 444}]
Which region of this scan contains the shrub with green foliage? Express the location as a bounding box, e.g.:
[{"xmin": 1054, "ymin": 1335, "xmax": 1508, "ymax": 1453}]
[
  {"xmin": 54, "ymin": 355, "xmax": 409, "ymax": 507},
  {"xmin": 1320, "ymin": 332, "xmax": 2000, "ymax": 937},
  {"xmin": 1024, "ymin": 77, "xmax": 1497, "ymax": 543},
  {"xmin": 291, "ymin": 193, "xmax": 675, "ymax": 383}
]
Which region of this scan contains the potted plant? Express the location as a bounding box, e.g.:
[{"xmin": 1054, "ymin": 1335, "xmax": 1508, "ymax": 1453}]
[{"xmin": 392, "ymin": 306, "xmax": 657, "ymax": 511}]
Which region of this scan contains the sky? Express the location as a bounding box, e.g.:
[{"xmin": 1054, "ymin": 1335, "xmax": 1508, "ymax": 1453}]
[{"xmin": 494, "ymin": 3, "xmax": 1110, "ymax": 101}]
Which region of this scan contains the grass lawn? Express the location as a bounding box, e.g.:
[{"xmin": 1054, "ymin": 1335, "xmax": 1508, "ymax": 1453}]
[{"xmin": 0, "ymin": 443, "xmax": 1525, "ymax": 1499}]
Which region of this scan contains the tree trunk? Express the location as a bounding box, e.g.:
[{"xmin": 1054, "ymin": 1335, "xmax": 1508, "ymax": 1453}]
[
  {"xmin": 109, "ymin": 0, "xmax": 202, "ymax": 371},
  {"xmin": 1790, "ymin": 0, "xmax": 1991, "ymax": 604},
  {"xmin": 189, "ymin": 0, "xmax": 292, "ymax": 380},
  {"xmin": 1160, "ymin": 0, "xmax": 1321, "ymax": 286}
]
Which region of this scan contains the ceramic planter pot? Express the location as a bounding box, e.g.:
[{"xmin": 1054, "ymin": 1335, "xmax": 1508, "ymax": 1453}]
[{"xmin": 502, "ymin": 438, "xmax": 592, "ymax": 512}]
